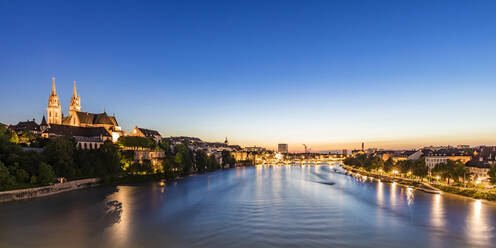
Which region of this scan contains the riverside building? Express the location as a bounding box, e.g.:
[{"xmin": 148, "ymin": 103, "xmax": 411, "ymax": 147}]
[{"xmin": 278, "ymin": 144, "xmax": 288, "ymax": 153}]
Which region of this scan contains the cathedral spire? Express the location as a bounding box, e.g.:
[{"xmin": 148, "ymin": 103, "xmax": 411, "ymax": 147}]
[
  {"xmin": 51, "ymin": 77, "xmax": 56, "ymax": 95},
  {"xmin": 69, "ymin": 80, "xmax": 81, "ymax": 113},
  {"xmin": 47, "ymin": 77, "xmax": 62, "ymax": 124},
  {"xmin": 73, "ymin": 80, "xmax": 78, "ymax": 97}
]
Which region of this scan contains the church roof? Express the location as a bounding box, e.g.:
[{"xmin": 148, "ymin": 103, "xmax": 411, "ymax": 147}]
[
  {"xmin": 10, "ymin": 120, "xmax": 40, "ymax": 132},
  {"xmin": 44, "ymin": 124, "xmax": 111, "ymax": 137},
  {"xmin": 41, "ymin": 116, "xmax": 47, "ymax": 126},
  {"xmin": 137, "ymin": 127, "xmax": 161, "ymax": 137},
  {"xmin": 75, "ymin": 112, "xmax": 119, "ymax": 126},
  {"xmin": 61, "ymin": 116, "xmax": 72, "ymax": 125}
]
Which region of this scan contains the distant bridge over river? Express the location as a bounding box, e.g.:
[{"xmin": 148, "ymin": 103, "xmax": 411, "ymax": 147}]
[{"xmin": 259, "ymin": 157, "xmax": 344, "ymax": 166}]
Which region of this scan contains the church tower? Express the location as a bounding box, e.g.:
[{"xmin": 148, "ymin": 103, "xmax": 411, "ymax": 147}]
[
  {"xmin": 47, "ymin": 77, "xmax": 62, "ymax": 124},
  {"xmin": 69, "ymin": 80, "xmax": 81, "ymax": 116}
]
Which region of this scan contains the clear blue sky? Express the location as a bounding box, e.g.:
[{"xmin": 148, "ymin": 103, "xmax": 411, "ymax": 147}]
[{"xmin": 1, "ymin": 0, "xmax": 496, "ymax": 151}]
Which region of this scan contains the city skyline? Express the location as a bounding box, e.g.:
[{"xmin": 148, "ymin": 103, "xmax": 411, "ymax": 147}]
[{"xmin": 2, "ymin": 1, "xmax": 496, "ymax": 151}]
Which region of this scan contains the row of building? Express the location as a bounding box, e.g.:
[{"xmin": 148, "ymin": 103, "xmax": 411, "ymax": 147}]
[{"xmin": 352, "ymin": 145, "xmax": 495, "ymax": 183}]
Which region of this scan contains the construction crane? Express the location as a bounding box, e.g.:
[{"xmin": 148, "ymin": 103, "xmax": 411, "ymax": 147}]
[{"xmin": 303, "ymin": 144, "xmax": 311, "ymax": 153}]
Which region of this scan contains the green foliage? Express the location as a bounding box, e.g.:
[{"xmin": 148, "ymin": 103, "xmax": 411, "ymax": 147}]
[
  {"xmin": 489, "ymin": 164, "xmax": 496, "ymax": 185},
  {"xmin": 120, "ymin": 150, "xmax": 134, "ymax": 171},
  {"xmin": 437, "ymin": 184, "xmax": 496, "ymax": 201},
  {"xmin": 98, "ymin": 141, "xmax": 122, "ymax": 177},
  {"xmin": 221, "ymin": 150, "xmax": 236, "ymax": 168},
  {"xmin": 195, "ymin": 150, "xmax": 208, "ymax": 173},
  {"xmin": 9, "ymin": 131, "xmax": 18, "ymax": 144},
  {"xmin": 118, "ymin": 136, "xmax": 156, "ymax": 149},
  {"xmin": 38, "ymin": 162, "xmax": 55, "ymax": 185},
  {"xmin": 0, "ymin": 126, "xmax": 127, "ymax": 190},
  {"xmin": 207, "ymin": 154, "xmax": 220, "ymax": 171},
  {"xmin": 364, "ymin": 156, "xmax": 383, "ymax": 172},
  {"xmin": 343, "ymin": 157, "xmax": 358, "ymax": 167},
  {"xmin": 158, "ymin": 140, "xmax": 171, "ymax": 153},
  {"xmin": 344, "ymin": 155, "xmax": 382, "ymax": 172},
  {"xmin": 127, "ymin": 161, "xmax": 154, "ymax": 174},
  {"xmin": 15, "ymin": 168, "xmax": 29, "ymax": 183},
  {"xmin": 432, "ymin": 160, "xmax": 468, "ymax": 185},
  {"xmin": 30, "ymin": 137, "xmax": 50, "ymax": 148},
  {"xmin": 173, "ymin": 144, "xmax": 194, "ymax": 176},
  {"xmin": 412, "ymin": 159, "xmax": 428, "ymax": 179},
  {"xmin": 19, "ymin": 131, "xmax": 37, "ymax": 145},
  {"xmin": 43, "ymin": 136, "xmax": 76, "ymax": 178},
  {"xmin": 30, "ymin": 175, "xmax": 37, "ymax": 184},
  {"xmin": 0, "ymin": 162, "xmax": 15, "ymax": 187},
  {"xmin": 383, "ymin": 158, "xmax": 394, "ymax": 173},
  {"xmin": 175, "ymin": 152, "xmax": 183, "ymax": 164},
  {"xmin": 162, "ymin": 154, "xmax": 182, "ymax": 180},
  {"xmin": 0, "ymin": 129, "xmax": 46, "ymax": 189},
  {"xmin": 346, "ymin": 154, "xmax": 431, "ymax": 182}
]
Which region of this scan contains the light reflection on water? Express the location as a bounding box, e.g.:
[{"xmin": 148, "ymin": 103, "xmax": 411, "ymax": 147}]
[
  {"xmin": 431, "ymin": 194, "xmax": 445, "ymax": 229},
  {"xmin": 0, "ymin": 166, "xmax": 495, "ymax": 248},
  {"xmin": 466, "ymin": 199, "xmax": 493, "ymax": 247}
]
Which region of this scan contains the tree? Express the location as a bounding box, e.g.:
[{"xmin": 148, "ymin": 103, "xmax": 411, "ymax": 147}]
[
  {"xmin": 97, "ymin": 141, "xmax": 122, "ymax": 177},
  {"xmin": 19, "ymin": 131, "xmax": 37, "ymax": 146},
  {"xmin": 0, "ymin": 161, "xmax": 16, "ymax": 187},
  {"xmin": 15, "ymin": 168, "xmax": 29, "ymax": 184},
  {"xmin": 343, "ymin": 157, "xmax": 358, "ymax": 167},
  {"xmin": 432, "ymin": 160, "xmax": 466, "ymax": 185},
  {"xmin": 118, "ymin": 136, "xmax": 156, "ymax": 150},
  {"xmin": 384, "ymin": 158, "xmax": 394, "ymax": 173},
  {"xmin": 432, "ymin": 162, "xmax": 450, "ymax": 184},
  {"xmin": 38, "ymin": 162, "xmax": 55, "ymax": 185},
  {"xmin": 489, "ymin": 164, "xmax": 496, "ymax": 185},
  {"xmin": 412, "ymin": 158, "xmax": 428, "ymax": 180},
  {"xmin": 221, "ymin": 150, "xmax": 236, "ymax": 168},
  {"xmin": 43, "ymin": 136, "xmax": 76, "ymax": 178},
  {"xmin": 172, "ymin": 144, "xmax": 194, "ymax": 175},
  {"xmin": 195, "ymin": 150, "xmax": 208, "ymax": 173},
  {"xmin": 450, "ymin": 160, "xmax": 468, "ymax": 184},
  {"xmin": 158, "ymin": 140, "xmax": 171, "ymax": 154},
  {"xmin": 30, "ymin": 175, "xmax": 37, "ymax": 184},
  {"xmin": 207, "ymin": 154, "xmax": 220, "ymax": 171},
  {"xmin": 363, "ymin": 156, "xmax": 383, "ymax": 172},
  {"xmin": 8, "ymin": 131, "xmax": 18, "ymax": 144},
  {"xmin": 30, "ymin": 137, "xmax": 50, "ymax": 148},
  {"xmin": 127, "ymin": 160, "xmax": 153, "ymax": 174},
  {"xmin": 162, "ymin": 153, "xmax": 181, "ymax": 179},
  {"xmin": 398, "ymin": 160, "xmax": 414, "ymax": 174}
]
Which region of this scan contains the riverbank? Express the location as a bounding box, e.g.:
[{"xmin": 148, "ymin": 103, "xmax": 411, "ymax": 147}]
[
  {"xmin": 0, "ymin": 178, "xmax": 100, "ymax": 203},
  {"xmin": 0, "ymin": 167, "xmax": 251, "ymax": 203},
  {"xmin": 341, "ymin": 165, "xmax": 496, "ymax": 201}
]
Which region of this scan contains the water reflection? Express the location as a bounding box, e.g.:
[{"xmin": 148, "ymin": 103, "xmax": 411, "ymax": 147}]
[
  {"xmin": 431, "ymin": 194, "xmax": 445, "ymax": 229},
  {"xmin": 406, "ymin": 187, "xmax": 414, "ymax": 206},
  {"xmin": 1, "ymin": 166, "xmax": 496, "ymax": 248},
  {"xmin": 377, "ymin": 181, "xmax": 384, "ymax": 207},
  {"xmin": 466, "ymin": 200, "xmax": 493, "ymax": 246},
  {"xmin": 105, "ymin": 186, "xmax": 132, "ymax": 247},
  {"xmin": 390, "ymin": 182, "xmax": 397, "ymax": 207}
]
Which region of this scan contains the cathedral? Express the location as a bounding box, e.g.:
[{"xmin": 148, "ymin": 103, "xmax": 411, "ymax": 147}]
[{"xmin": 45, "ymin": 77, "xmax": 125, "ymax": 142}]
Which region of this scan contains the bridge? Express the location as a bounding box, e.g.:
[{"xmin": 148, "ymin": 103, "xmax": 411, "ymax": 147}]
[{"xmin": 256, "ymin": 157, "xmax": 344, "ymax": 166}]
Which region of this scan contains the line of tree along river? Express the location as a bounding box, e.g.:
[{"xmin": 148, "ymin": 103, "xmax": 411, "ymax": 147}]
[
  {"xmin": 0, "ymin": 125, "xmax": 239, "ymax": 192},
  {"xmin": 343, "ymin": 154, "xmax": 496, "ymax": 200}
]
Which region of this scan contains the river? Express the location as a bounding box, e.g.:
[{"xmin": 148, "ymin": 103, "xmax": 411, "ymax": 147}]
[{"xmin": 0, "ymin": 165, "xmax": 495, "ymax": 248}]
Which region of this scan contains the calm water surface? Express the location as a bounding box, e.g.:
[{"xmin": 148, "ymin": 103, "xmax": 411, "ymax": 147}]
[{"xmin": 1, "ymin": 165, "xmax": 495, "ymax": 248}]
